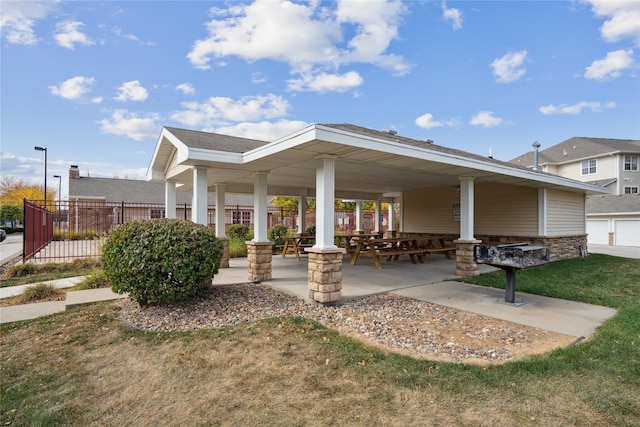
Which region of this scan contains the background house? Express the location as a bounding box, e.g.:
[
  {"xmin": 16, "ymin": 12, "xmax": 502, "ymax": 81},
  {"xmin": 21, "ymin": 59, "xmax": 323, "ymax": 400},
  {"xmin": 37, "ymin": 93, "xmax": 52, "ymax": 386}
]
[
  {"xmin": 67, "ymin": 165, "xmax": 259, "ymax": 230},
  {"xmin": 511, "ymin": 137, "xmax": 640, "ymax": 247}
]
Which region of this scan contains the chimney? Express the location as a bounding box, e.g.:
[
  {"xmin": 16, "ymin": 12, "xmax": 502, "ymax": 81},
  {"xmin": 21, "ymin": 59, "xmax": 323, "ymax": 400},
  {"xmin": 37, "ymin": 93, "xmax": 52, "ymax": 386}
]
[
  {"xmin": 532, "ymin": 141, "xmax": 541, "ymax": 171},
  {"xmin": 69, "ymin": 165, "xmax": 80, "ymax": 179}
]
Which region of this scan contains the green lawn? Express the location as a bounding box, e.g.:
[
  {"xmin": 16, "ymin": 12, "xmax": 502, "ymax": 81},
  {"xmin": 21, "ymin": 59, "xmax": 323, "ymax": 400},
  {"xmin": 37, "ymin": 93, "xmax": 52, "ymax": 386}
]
[{"xmin": 1, "ymin": 254, "xmax": 639, "ymax": 426}]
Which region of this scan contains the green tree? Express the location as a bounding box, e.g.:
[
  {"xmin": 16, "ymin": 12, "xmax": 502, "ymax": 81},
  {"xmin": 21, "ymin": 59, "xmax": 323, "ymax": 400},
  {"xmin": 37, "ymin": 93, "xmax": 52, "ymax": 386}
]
[{"xmin": 0, "ymin": 202, "xmax": 22, "ymax": 227}]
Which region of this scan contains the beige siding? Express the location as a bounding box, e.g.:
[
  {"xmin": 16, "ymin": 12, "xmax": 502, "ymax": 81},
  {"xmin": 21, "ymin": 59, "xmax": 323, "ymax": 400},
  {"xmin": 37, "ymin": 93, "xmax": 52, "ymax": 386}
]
[
  {"xmin": 474, "ymin": 183, "xmax": 538, "ymax": 235},
  {"xmin": 403, "ymin": 187, "xmax": 460, "ymax": 233},
  {"xmin": 546, "ymin": 189, "xmax": 585, "ymax": 235},
  {"xmin": 557, "ymin": 156, "xmax": 617, "ymax": 181},
  {"xmin": 403, "ymin": 183, "xmax": 538, "ymax": 235}
]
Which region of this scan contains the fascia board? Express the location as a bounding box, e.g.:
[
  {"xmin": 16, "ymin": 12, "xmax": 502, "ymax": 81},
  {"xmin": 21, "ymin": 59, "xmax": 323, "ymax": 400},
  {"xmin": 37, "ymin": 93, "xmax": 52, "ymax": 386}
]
[
  {"xmin": 146, "ymin": 127, "xmax": 191, "ymax": 179},
  {"xmin": 313, "ymin": 126, "xmax": 610, "ymax": 194},
  {"xmin": 242, "ymin": 123, "xmax": 318, "ymax": 163},
  {"xmin": 187, "ymin": 147, "xmax": 244, "ymax": 164}
]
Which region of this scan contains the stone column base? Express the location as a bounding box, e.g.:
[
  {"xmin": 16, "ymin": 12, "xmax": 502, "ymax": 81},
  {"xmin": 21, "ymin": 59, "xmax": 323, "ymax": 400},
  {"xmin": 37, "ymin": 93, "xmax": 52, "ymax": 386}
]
[
  {"xmin": 246, "ymin": 241, "xmax": 273, "ymax": 282},
  {"xmin": 307, "ymin": 247, "xmax": 345, "ymax": 305},
  {"xmin": 454, "ymin": 239, "xmax": 482, "ymax": 277},
  {"xmin": 218, "ymin": 237, "xmax": 230, "ymax": 268}
]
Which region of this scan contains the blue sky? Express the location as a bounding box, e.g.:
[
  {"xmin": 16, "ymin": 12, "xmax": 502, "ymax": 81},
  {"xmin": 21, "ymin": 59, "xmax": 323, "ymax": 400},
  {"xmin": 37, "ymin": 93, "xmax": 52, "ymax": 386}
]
[{"xmin": 1, "ymin": 0, "xmax": 639, "ymax": 199}]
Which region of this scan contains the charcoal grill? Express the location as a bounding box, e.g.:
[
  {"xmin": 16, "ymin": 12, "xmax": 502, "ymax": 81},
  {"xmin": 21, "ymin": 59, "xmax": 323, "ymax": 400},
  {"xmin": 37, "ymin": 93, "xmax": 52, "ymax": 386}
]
[{"xmin": 473, "ymin": 243, "xmax": 550, "ymax": 304}]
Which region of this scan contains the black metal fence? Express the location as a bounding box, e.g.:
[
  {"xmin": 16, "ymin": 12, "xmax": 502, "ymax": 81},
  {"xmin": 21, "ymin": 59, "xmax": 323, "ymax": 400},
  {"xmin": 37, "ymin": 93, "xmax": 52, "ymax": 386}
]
[{"xmin": 23, "ymin": 200, "xmax": 392, "ymax": 263}]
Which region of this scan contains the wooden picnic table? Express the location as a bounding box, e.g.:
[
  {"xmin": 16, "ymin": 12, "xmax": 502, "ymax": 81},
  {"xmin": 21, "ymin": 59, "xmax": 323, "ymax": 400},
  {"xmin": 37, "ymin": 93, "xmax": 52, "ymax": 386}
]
[
  {"xmin": 281, "ymin": 236, "xmax": 315, "ymax": 261},
  {"xmin": 334, "ymin": 232, "xmax": 382, "ymax": 254},
  {"xmin": 349, "ymin": 237, "xmax": 425, "ymax": 269},
  {"xmin": 406, "ymin": 235, "xmax": 457, "ymax": 259}
]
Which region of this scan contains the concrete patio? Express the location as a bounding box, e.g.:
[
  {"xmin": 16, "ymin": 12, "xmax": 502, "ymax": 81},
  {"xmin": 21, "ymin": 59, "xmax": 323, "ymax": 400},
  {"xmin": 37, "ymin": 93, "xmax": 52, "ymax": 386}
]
[{"xmin": 215, "ymin": 253, "xmax": 617, "ymax": 338}]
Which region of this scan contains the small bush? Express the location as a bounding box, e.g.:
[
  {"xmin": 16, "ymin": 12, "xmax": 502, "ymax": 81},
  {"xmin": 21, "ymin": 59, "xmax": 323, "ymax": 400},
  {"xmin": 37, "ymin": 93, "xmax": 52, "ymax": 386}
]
[
  {"xmin": 228, "ymin": 238, "xmax": 248, "ymax": 258},
  {"xmin": 77, "ymin": 270, "xmax": 110, "ymax": 290},
  {"xmin": 268, "ymin": 224, "xmax": 291, "ymax": 249},
  {"xmin": 4, "ymin": 263, "xmax": 37, "ymax": 278},
  {"xmin": 305, "ymin": 224, "xmax": 316, "ymax": 236},
  {"xmin": 20, "ymin": 283, "xmax": 62, "ymax": 303},
  {"xmin": 226, "ymin": 224, "xmax": 250, "ymax": 240},
  {"xmin": 102, "ymin": 219, "xmax": 223, "ymax": 306}
]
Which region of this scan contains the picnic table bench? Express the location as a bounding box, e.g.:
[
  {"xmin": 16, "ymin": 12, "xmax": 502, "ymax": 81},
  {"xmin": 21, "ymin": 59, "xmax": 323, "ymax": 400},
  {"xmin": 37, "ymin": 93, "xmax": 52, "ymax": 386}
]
[
  {"xmin": 281, "ymin": 236, "xmax": 314, "ymax": 261},
  {"xmin": 350, "ymin": 237, "xmax": 425, "ymax": 269}
]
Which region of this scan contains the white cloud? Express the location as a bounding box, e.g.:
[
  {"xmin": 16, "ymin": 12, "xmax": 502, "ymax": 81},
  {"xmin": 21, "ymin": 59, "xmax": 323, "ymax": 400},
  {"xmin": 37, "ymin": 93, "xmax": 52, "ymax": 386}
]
[
  {"xmin": 98, "ymin": 110, "xmax": 160, "ymax": 141},
  {"xmin": 415, "ymin": 113, "xmax": 444, "ymax": 129},
  {"xmin": 49, "ymin": 76, "xmax": 96, "ymax": 100},
  {"xmin": 442, "ymin": 1, "xmax": 463, "ymax": 30},
  {"xmin": 539, "ymin": 101, "xmax": 616, "ymax": 115},
  {"xmin": 584, "ymin": 49, "xmax": 634, "ymax": 80},
  {"xmin": 187, "ymin": 0, "xmax": 409, "ymax": 92},
  {"xmin": 287, "ymin": 71, "xmax": 363, "ymax": 93},
  {"xmin": 251, "ymin": 72, "xmax": 267, "ymax": 84},
  {"xmin": 176, "ymin": 83, "xmax": 196, "ymax": 95},
  {"xmin": 212, "ymin": 119, "xmax": 309, "ymax": 141},
  {"xmin": 490, "ymin": 50, "xmax": 528, "ymax": 83},
  {"xmin": 171, "ymin": 94, "xmax": 290, "ymax": 127},
  {"xmin": 585, "ymin": 0, "xmax": 640, "ymax": 46},
  {"xmin": 114, "ymin": 81, "xmax": 149, "ymax": 102},
  {"xmin": 112, "ymin": 26, "xmax": 155, "ymax": 45},
  {"xmin": 470, "ymin": 111, "xmax": 504, "ymax": 127},
  {"xmin": 0, "ymin": 0, "xmax": 58, "ymax": 45},
  {"xmin": 54, "ymin": 20, "xmax": 95, "ymax": 50}
]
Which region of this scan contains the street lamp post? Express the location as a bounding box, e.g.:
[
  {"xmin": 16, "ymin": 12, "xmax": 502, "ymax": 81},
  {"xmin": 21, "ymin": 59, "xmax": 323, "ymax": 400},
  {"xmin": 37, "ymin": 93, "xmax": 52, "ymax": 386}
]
[{"xmin": 34, "ymin": 146, "xmax": 47, "ymax": 208}]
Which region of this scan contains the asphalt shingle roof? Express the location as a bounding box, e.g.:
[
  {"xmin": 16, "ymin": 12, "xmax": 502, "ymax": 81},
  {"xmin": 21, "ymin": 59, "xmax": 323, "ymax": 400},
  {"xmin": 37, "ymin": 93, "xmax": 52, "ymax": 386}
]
[
  {"xmin": 586, "ymin": 194, "xmax": 640, "ymax": 214},
  {"xmin": 68, "ymin": 176, "xmax": 254, "ymax": 205},
  {"xmin": 510, "ymin": 137, "xmax": 640, "ymax": 167},
  {"xmin": 165, "ymin": 127, "xmax": 268, "ymax": 153}
]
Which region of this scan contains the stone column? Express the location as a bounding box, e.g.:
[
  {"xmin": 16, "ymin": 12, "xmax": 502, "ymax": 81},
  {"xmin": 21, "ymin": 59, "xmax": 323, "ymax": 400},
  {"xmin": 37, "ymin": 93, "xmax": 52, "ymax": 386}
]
[
  {"xmin": 454, "ymin": 239, "xmax": 482, "ymax": 277},
  {"xmin": 307, "ymin": 247, "xmax": 344, "ymax": 305},
  {"xmin": 246, "ymin": 241, "xmax": 273, "ymax": 282},
  {"xmin": 218, "ymin": 237, "xmax": 229, "ymax": 268}
]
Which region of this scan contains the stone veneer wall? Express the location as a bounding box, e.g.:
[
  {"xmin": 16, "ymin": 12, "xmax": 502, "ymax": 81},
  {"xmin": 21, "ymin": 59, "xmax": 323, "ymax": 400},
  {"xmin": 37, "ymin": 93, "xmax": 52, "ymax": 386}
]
[
  {"xmin": 246, "ymin": 241, "xmax": 273, "ymax": 282},
  {"xmin": 307, "ymin": 249, "xmax": 343, "ymax": 304},
  {"xmin": 475, "ymin": 234, "xmax": 588, "ymax": 260}
]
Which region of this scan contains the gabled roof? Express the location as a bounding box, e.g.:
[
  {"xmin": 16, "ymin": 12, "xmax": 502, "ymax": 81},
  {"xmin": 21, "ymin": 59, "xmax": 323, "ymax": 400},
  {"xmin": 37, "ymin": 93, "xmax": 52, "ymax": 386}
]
[
  {"xmin": 587, "ymin": 194, "xmax": 640, "ymax": 214},
  {"xmin": 147, "ymin": 123, "xmax": 609, "ymax": 198},
  {"xmin": 510, "ymin": 137, "xmax": 640, "ymax": 167},
  {"xmin": 68, "ymin": 175, "xmax": 254, "ymax": 205}
]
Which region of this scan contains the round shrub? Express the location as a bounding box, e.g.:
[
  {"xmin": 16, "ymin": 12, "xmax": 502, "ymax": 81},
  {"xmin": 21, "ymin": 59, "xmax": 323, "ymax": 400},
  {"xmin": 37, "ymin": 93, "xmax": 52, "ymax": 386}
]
[
  {"xmin": 268, "ymin": 224, "xmax": 290, "ymax": 248},
  {"xmin": 226, "ymin": 224, "xmax": 250, "ymax": 240},
  {"xmin": 102, "ymin": 219, "xmax": 223, "ymax": 306}
]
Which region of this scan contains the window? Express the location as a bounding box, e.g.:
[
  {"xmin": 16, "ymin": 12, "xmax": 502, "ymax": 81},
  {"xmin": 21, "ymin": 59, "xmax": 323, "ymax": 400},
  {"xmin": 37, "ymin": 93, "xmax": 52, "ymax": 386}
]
[
  {"xmin": 232, "ymin": 210, "xmax": 251, "ymax": 225},
  {"xmin": 581, "ymin": 159, "xmax": 597, "ymax": 175},
  {"xmin": 624, "ymin": 186, "xmax": 639, "ymax": 194},
  {"xmin": 150, "ymin": 209, "xmax": 165, "ymax": 219},
  {"xmin": 624, "ymin": 155, "xmax": 639, "ymax": 171}
]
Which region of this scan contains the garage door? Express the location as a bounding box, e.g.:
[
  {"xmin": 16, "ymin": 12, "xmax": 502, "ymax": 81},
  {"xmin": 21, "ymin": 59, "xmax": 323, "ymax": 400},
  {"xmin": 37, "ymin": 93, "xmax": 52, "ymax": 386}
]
[
  {"xmin": 587, "ymin": 220, "xmax": 609, "ymax": 245},
  {"xmin": 615, "ymin": 220, "xmax": 640, "ymax": 247}
]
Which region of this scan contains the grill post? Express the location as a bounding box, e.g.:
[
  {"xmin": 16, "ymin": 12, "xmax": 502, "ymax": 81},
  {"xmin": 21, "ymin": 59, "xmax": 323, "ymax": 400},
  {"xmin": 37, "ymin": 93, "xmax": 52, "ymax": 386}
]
[{"xmin": 504, "ymin": 266, "xmax": 517, "ymax": 303}]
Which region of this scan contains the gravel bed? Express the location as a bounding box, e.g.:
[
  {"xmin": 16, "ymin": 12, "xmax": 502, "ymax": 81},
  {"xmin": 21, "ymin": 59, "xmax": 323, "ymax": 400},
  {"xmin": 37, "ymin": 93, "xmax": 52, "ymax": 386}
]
[{"xmin": 121, "ymin": 283, "xmax": 576, "ymax": 364}]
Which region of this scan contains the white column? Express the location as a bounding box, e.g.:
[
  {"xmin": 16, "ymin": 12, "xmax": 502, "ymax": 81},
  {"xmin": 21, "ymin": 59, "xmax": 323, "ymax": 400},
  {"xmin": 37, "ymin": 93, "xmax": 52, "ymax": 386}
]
[
  {"xmin": 387, "ymin": 200, "xmax": 394, "ymax": 232},
  {"xmin": 355, "ymin": 201, "xmax": 362, "ymax": 232},
  {"xmin": 215, "ymin": 184, "xmax": 226, "ymax": 237},
  {"xmin": 314, "ymin": 155, "xmax": 337, "ymax": 249},
  {"xmin": 538, "ymin": 188, "xmax": 547, "ymax": 236},
  {"xmin": 252, "ymin": 172, "xmax": 269, "ymax": 242},
  {"xmin": 165, "ymin": 180, "xmax": 176, "ymax": 219},
  {"xmin": 374, "ymin": 199, "xmax": 381, "ymax": 233},
  {"xmin": 459, "ymin": 176, "xmax": 476, "ymax": 240},
  {"xmin": 192, "ymin": 167, "xmax": 208, "ymax": 225},
  {"xmin": 298, "ymin": 193, "xmax": 306, "ymax": 234}
]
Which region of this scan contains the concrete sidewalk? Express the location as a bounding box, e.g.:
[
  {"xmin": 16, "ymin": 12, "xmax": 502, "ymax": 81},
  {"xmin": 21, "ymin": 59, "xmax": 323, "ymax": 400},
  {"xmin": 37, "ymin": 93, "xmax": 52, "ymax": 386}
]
[
  {"xmin": 1, "ymin": 256, "xmax": 618, "ymax": 338},
  {"xmin": 0, "ymin": 278, "xmax": 124, "ymax": 324}
]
